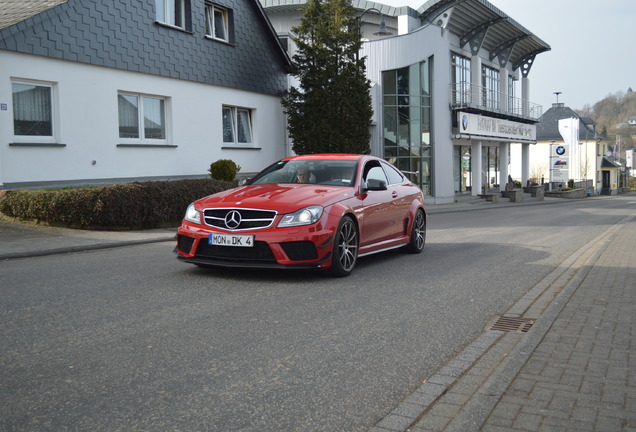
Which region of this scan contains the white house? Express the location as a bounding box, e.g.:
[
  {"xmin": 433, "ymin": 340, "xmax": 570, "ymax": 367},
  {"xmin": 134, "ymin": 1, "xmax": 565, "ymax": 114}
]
[
  {"xmin": 510, "ymin": 102, "xmax": 612, "ymax": 194},
  {"xmin": 0, "ymin": 0, "xmax": 291, "ymax": 189}
]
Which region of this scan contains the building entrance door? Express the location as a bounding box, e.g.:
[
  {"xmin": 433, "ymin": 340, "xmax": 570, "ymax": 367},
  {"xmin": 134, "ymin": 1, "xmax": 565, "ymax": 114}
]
[
  {"xmin": 454, "ymin": 146, "xmax": 471, "ymax": 194},
  {"xmin": 601, "ymin": 170, "xmax": 611, "ymax": 195}
]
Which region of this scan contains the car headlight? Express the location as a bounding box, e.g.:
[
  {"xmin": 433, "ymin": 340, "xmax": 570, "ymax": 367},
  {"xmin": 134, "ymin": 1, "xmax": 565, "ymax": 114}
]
[
  {"xmin": 184, "ymin": 203, "xmax": 201, "ymax": 224},
  {"xmin": 278, "ymin": 205, "xmax": 323, "ymax": 227}
]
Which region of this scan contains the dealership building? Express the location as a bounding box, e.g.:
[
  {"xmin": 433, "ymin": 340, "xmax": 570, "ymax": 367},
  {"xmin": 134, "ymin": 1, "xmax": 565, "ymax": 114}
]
[{"xmin": 263, "ymin": 0, "xmax": 550, "ymax": 203}]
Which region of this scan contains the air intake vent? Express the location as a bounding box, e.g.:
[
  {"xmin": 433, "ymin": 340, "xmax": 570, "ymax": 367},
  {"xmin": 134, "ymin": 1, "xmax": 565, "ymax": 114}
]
[{"xmin": 486, "ymin": 316, "xmax": 534, "ymax": 333}]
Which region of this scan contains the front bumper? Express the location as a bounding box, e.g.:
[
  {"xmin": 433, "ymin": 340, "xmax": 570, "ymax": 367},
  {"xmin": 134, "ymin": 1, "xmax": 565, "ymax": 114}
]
[{"xmin": 175, "ymin": 224, "xmax": 335, "ymax": 270}]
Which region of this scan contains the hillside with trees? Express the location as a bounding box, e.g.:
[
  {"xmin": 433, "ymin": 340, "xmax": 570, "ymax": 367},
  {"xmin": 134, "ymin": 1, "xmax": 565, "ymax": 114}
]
[{"xmin": 576, "ymin": 88, "xmax": 635, "ymax": 150}]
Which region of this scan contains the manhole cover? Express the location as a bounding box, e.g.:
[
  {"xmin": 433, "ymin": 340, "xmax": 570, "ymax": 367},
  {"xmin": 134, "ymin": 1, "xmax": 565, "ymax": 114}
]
[{"xmin": 486, "ymin": 316, "xmax": 534, "ymax": 333}]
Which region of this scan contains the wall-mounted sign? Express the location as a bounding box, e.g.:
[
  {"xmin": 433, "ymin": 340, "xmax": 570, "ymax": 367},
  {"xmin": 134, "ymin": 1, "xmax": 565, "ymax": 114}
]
[{"xmin": 458, "ymin": 112, "xmax": 536, "ymax": 141}]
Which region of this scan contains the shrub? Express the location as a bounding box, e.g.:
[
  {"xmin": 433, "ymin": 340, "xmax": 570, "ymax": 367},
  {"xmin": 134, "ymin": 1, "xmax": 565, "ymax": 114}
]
[
  {"xmin": 0, "ymin": 178, "xmax": 234, "ymax": 230},
  {"xmin": 209, "ymin": 159, "xmax": 241, "ymax": 182}
]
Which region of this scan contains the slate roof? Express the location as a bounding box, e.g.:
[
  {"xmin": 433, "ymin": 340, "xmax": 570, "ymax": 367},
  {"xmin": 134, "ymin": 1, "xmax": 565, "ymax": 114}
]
[
  {"xmin": 0, "ymin": 0, "xmax": 290, "ymax": 96},
  {"xmin": 601, "ymin": 157, "xmax": 621, "ymax": 168},
  {"xmin": 536, "ymin": 103, "xmax": 608, "ymax": 142},
  {"xmin": 0, "ymin": 0, "xmax": 68, "ymax": 29}
]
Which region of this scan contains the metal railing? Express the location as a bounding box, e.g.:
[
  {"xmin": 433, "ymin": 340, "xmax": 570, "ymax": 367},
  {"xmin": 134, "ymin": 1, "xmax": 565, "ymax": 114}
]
[{"xmin": 450, "ymin": 82, "xmax": 542, "ymax": 121}]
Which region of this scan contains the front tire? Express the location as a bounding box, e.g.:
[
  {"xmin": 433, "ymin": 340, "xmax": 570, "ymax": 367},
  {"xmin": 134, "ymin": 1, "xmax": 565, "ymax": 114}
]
[
  {"xmin": 330, "ymin": 216, "xmax": 358, "ymax": 277},
  {"xmin": 403, "ymin": 209, "xmax": 426, "ymax": 253}
]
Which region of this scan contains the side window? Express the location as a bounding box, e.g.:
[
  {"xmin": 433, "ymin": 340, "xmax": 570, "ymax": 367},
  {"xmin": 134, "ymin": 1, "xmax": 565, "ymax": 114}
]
[
  {"xmin": 12, "ymin": 80, "xmax": 57, "ymax": 143},
  {"xmin": 382, "ymin": 161, "xmax": 404, "ymax": 185},
  {"xmin": 118, "ymin": 92, "xmax": 168, "ymax": 144},
  {"xmin": 205, "ymin": 3, "xmax": 230, "ymax": 42},
  {"xmin": 155, "ymin": 0, "xmax": 191, "ymax": 31},
  {"xmin": 222, "ymin": 106, "xmax": 253, "ymax": 145},
  {"xmin": 364, "ymin": 162, "xmax": 388, "ymax": 184}
]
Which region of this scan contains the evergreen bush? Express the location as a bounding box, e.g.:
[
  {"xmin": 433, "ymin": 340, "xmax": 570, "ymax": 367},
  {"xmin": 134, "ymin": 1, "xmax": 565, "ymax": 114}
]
[
  {"xmin": 0, "ymin": 178, "xmax": 234, "ymax": 229},
  {"xmin": 209, "ymin": 159, "xmax": 241, "ymax": 182}
]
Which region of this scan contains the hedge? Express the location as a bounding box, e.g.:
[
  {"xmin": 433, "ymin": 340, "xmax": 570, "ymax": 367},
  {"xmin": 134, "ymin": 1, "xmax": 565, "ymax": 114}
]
[{"xmin": 0, "ymin": 178, "xmax": 235, "ymax": 230}]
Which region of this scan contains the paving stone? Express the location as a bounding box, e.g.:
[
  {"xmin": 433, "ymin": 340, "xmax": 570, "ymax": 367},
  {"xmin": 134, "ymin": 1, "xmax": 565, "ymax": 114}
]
[{"xmin": 395, "ymin": 218, "xmax": 636, "ymax": 432}]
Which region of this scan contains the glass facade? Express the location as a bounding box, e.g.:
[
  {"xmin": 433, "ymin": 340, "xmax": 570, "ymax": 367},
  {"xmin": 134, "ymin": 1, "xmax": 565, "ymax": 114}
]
[{"xmin": 382, "ymin": 60, "xmax": 432, "ymax": 195}]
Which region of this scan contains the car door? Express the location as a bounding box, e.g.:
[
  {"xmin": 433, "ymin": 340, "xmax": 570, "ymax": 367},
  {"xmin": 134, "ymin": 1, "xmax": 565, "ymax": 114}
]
[
  {"xmin": 358, "ymin": 161, "xmax": 402, "ymax": 246},
  {"xmin": 380, "ymin": 160, "xmax": 413, "ymax": 220}
]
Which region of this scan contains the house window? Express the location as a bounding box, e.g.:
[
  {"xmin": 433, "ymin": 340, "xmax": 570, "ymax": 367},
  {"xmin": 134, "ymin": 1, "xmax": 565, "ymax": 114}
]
[
  {"xmin": 222, "ymin": 106, "xmax": 253, "ymax": 145},
  {"xmin": 155, "ymin": 0, "xmax": 191, "ymax": 30},
  {"xmin": 278, "ymin": 35, "xmax": 290, "ymax": 54},
  {"xmin": 205, "ymin": 3, "xmax": 229, "ymax": 41},
  {"xmin": 12, "ymin": 81, "xmax": 56, "ymax": 141},
  {"xmin": 118, "ymin": 93, "xmax": 167, "ymax": 143}
]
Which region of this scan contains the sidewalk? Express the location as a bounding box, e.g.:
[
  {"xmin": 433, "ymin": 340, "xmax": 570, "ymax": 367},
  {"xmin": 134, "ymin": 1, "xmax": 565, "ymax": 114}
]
[
  {"xmin": 0, "ymin": 220, "xmax": 176, "ymax": 260},
  {"xmin": 372, "ymin": 208, "xmax": 636, "ymax": 431}
]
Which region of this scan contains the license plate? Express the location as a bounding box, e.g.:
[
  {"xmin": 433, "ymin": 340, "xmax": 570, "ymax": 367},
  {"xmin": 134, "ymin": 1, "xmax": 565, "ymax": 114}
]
[{"xmin": 209, "ymin": 233, "xmax": 254, "ymax": 247}]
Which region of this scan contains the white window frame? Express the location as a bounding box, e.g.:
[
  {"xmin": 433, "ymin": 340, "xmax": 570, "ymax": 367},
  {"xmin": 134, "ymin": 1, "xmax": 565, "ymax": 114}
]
[
  {"xmin": 222, "ymin": 106, "xmax": 254, "ymax": 146},
  {"xmin": 11, "ymin": 79, "xmax": 59, "ymax": 144},
  {"xmin": 155, "ymin": 0, "xmax": 188, "ymax": 30},
  {"xmin": 205, "ymin": 3, "xmax": 229, "ymax": 42},
  {"xmin": 118, "ymin": 92, "xmax": 170, "ymax": 145}
]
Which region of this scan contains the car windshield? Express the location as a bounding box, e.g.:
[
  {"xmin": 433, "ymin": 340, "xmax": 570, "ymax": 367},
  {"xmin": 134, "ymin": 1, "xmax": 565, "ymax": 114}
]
[{"xmin": 250, "ymin": 159, "xmax": 359, "ymax": 187}]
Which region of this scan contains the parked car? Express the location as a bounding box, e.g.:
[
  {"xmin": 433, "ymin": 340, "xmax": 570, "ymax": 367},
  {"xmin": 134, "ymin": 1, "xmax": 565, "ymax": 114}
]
[{"xmin": 176, "ymin": 154, "xmax": 426, "ymax": 276}]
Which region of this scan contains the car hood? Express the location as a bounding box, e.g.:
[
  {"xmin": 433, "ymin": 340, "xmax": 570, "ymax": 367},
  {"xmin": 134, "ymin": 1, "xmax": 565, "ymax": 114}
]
[{"xmin": 195, "ymin": 184, "xmax": 355, "ymax": 213}]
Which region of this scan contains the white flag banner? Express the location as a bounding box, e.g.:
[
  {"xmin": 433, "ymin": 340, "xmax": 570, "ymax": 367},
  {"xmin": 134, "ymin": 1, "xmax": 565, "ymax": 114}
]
[{"xmin": 558, "ymin": 117, "xmax": 579, "ymax": 179}]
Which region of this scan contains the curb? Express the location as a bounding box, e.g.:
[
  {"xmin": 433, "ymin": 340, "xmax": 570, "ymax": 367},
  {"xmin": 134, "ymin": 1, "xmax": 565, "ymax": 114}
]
[{"xmin": 0, "ymin": 235, "xmax": 176, "ymax": 261}]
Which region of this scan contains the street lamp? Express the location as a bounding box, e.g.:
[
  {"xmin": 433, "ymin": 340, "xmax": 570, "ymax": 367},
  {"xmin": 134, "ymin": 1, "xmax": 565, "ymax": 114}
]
[{"xmin": 359, "ymin": 8, "xmax": 393, "ymax": 38}]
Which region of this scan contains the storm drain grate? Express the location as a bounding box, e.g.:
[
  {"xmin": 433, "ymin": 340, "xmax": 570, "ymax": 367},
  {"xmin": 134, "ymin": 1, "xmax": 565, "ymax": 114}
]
[{"xmin": 486, "ymin": 316, "xmax": 534, "ymax": 333}]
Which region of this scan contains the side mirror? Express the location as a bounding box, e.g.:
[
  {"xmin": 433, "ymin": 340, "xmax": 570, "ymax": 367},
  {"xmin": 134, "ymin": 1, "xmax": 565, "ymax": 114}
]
[
  {"xmin": 363, "ymin": 178, "xmax": 388, "ymax": 192},
  {"xmin": 238, "ymin": 177, "xmax": 251, "ymax": 186}
]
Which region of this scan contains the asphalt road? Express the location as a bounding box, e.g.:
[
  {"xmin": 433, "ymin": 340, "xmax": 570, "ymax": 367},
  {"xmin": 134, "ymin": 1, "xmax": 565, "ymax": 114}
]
[{"xmin": 1, "ymin": 197, "xmax": 634, "ymax": 431}]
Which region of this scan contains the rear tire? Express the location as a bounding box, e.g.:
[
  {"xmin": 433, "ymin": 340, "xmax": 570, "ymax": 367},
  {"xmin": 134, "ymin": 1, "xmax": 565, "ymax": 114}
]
[
  {"xmin": 330, "ymin": 216, "xmax": 358, "ymax": 277},
  {"xmin": 403, "ymin": 209, "xmax": 426, "ymax": 254}
]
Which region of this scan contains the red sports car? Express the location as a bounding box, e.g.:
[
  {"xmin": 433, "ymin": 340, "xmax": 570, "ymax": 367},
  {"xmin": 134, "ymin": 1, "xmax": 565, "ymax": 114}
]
[{"xmin": 176, "ymin": 154, "xmax": 426, "ymax": 276}]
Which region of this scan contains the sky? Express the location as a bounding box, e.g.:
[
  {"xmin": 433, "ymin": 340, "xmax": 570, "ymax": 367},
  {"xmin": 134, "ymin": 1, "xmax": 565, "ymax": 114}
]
[{"xmin": 378, "ymin": 0, "xmax": 635, "ymax": 112}]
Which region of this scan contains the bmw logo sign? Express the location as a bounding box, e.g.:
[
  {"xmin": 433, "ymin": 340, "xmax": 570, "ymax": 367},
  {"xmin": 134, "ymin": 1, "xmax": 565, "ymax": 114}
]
[
  {"xmin": 556, "ymin": 146, "xmax": 566, "ymax": 155},
  {"xmin": 462, "ymin": 115, "xmax": 468, "ymax": 131}
]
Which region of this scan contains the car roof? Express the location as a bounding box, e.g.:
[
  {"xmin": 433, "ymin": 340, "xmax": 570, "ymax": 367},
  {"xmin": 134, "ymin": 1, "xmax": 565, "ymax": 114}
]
[{"xmin": 282, "ymin": 154, "xmax": 365, "ymax": 162}]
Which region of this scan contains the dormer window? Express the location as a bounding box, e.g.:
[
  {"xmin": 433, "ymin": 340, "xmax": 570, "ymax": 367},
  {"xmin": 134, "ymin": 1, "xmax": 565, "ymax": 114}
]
[{"xmin": 156, "ymin": 0, "xmax": 191, "ymax": 31}]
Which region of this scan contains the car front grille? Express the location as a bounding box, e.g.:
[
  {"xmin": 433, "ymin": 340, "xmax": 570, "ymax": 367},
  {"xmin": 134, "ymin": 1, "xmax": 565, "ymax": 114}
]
[{"xmin": 203, "ymin": 208, "xmax": 277, "ymax": 231}]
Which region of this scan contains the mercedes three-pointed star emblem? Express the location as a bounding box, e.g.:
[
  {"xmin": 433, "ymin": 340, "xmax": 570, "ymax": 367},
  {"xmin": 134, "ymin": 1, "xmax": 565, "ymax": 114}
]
[{"xmin": 224, "ymin": 210, "xmax": 242, "ymax": 229}]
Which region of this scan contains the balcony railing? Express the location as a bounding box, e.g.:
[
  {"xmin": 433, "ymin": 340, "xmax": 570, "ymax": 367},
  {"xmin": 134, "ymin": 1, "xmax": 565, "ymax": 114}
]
[{"xmin": 450, "ymin": 82, "xmax": 542, "ymax": 121}]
